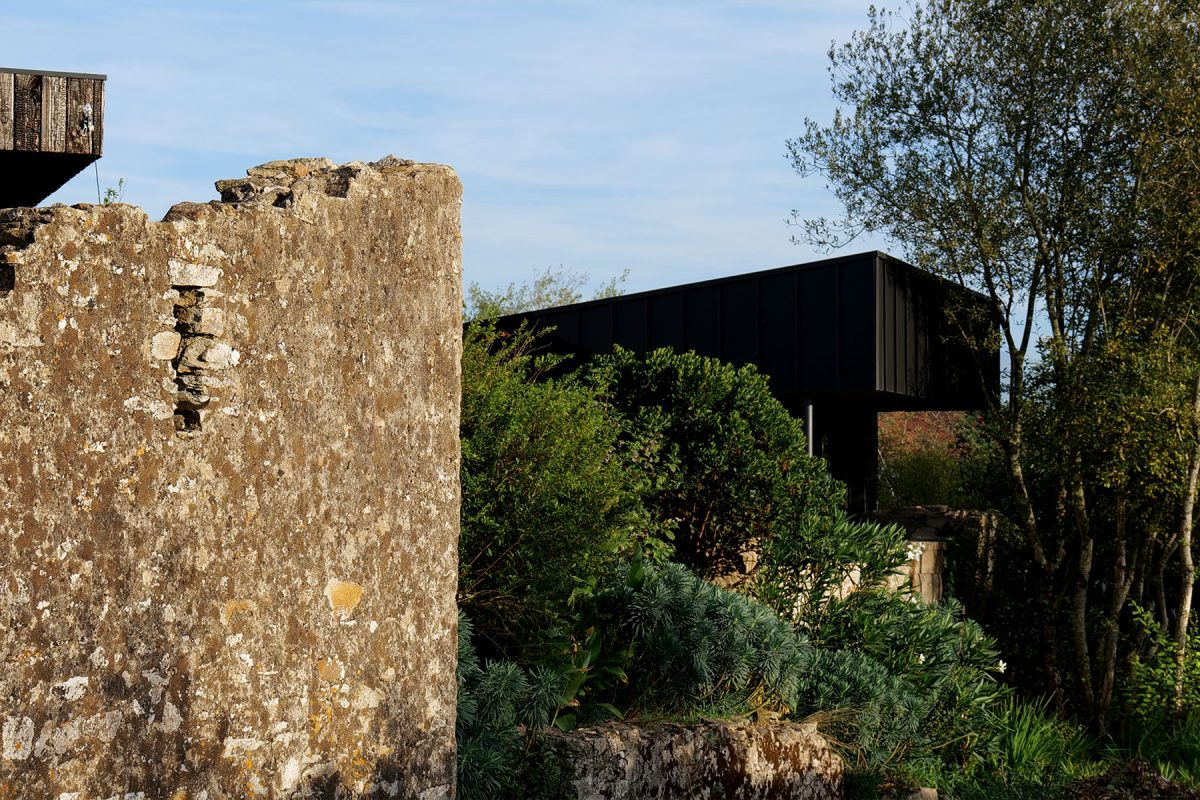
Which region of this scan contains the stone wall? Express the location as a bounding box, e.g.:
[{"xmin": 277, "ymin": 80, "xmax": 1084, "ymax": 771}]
[
  {"xmin": 0, "ymin": 157, "xmax": 462, "ymax": 798},
  {"xmin": 544, "ymin": 721, "xmax": 844, "ymax": 800}
]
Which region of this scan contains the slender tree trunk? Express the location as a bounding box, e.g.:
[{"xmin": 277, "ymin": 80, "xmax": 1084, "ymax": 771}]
[
  {"xmin": 1070, "ymin": 476, "xmax": 1097, "ymax": 722},
  {"xmin": 1002, "ymin": 416, "xmax": 1063, "ymax": 704},
  {"xmin": 1158, "ymin": 556, "xmax": 1173, "ymax": 630},
  {"xmin": 1099, "ymin": 490, "xmax": 1134, "ymax": 727},
  {"xmin": 1173, "ymin": 369, "xmax": 1200, "ymax": 712}
]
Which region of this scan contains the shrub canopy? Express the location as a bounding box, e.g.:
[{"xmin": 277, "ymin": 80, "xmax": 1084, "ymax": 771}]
[
  {"xmin": 585, "ymin": 346, "xmax": 845, "ymax": 580},
  {"xmin": 459, "ymin": 325, "xmax": 646, "ymax": 654}
]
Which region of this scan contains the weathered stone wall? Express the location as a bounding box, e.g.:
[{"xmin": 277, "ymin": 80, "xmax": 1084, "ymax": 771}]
[
  {"xmin": 0, "ymin": 157, "xmax": 462, "ymax": 798},
  {"xmin": 544, "ymin": 722, "xmax": 844, "ymax": 800}
]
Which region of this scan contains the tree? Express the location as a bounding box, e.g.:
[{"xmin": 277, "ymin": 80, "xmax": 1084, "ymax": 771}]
[
  {"xmin": 585, "ymin": 347, "xmax": 846, "ymax": 582},
  {"xmin": 791, "ymin": 0, "xmax": 1200, "ymax": 728},
  {"xmin": 466, "ymin": 265, "xmax": 627, "ymax": 320}
]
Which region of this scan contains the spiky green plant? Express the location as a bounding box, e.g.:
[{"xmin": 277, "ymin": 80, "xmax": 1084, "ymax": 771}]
[
  {"xmin": 799, "ymin": 589, "xmax": 1008, "ymax": 781},
  {"xmin": 595, "ymin": 560, "xmax": 813, "ymax": 716},
  {"xmin": 456, "ymin": 613, "xmax": 564, "ymax": 800}
]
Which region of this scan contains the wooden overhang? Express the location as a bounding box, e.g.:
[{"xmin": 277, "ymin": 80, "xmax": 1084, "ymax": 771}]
[
  {"xmin": 495, "ymin": 251, "xmax": 999, "ymax": 513},
  {"xmin": 0, "ymin": 68, "xmax": 106, "ymax": 209}
]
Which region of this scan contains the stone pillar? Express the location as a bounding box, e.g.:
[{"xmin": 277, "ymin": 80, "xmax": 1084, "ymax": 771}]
[
  {"xmin": 873, "ymin": 505, "xmax": 999, "ymax": 607},
  {"xmin": 0, "ymin": 157, "xmax": 461, "ymax": 798}
]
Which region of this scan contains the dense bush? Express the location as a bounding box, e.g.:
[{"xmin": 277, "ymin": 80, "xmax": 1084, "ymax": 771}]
[
  {"xmin": 802, "ymin": 589, "xmax": 1008, "ymax": 786},
  {"xmin": 754, "ymin": 514, "xmax": 910, "ymax": 629},
  {"xmin": 585, "ymin": 347, "xmax": 845, "ymax": 579},
  {"xmin": 459, "ymin": 324, "xmax": 647, "ymax": 654},
  {"xmin": 456, "ymin": 330, "xmax": 1086, "ymax": 796},
  {"xmin": 1112, "ymin": 605, "xmax": 1200, "ymax": 786},
  {"xmin": 593, "ymin": 559, "xmax": 813, "ymax": 717},
  {"xmin": 456, "ymin": 613, "xmax": 572, "ymax": 800}
]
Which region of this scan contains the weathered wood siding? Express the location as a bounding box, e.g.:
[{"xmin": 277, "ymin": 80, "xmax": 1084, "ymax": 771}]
[
  {"xmin": 0, "ymin": 73, "xmax": 14, "ymax": 150},
  {"xmin": 0, "ymin": 68, "xmax": 104, "ymax": 156}
]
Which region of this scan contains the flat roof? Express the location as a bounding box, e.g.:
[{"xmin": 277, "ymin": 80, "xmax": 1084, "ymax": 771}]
[{"xmin": 0, "ymin": 67, "xmax": 107, "ymax": 81}]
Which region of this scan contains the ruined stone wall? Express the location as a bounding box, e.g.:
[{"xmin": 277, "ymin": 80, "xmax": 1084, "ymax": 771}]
[
  {"xmin": 0, "ymin": 157, "xmax": 462, "ymax": 798},
  {"xmin": 544, "ymin": 721, "xmax": 844, "ymax": 800}
]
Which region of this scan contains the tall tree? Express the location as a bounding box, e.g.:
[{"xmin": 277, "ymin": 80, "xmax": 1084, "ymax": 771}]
[{"xmin": 791, "ymin": 0, "xmax": 1200, "ymax": 728}]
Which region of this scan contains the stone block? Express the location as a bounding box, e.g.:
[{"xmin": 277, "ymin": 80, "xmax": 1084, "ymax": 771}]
[
  {"xmin": 167, "ymin": 259, "xmax": 222, "ymax": 288},
  {"xmin": 149, "ymin": 330, "xmax": 181, "ymax": 360}
]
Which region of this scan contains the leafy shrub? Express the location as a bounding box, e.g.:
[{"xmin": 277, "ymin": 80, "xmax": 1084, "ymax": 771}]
[
  {"xmin": 593, "ymin": 559, "xmax": 813, "ymax": 717},
  {"xmin": 1117, "ymin": 604, "xmax": 1200, "ymax": 784},
  {"xmin": 754, "ymin": 515, "xmax": 910, "ymax": 629},
  {"xmin": 1125, "ymin": 603, "xmax": 1200, "ymax": 727},
  {"xmin": 803, "ymin": 590, "xmax": 1008, "ymax": 781},
  {"xmin": 585, "ymin": 347, "xmax": 845, "ymax": 580},
  {"xmin": 459, "ymin": 324, "xmax": 647, "ymax": 653}
]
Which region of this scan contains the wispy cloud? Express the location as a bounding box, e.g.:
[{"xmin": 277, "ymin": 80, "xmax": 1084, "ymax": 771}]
[{"xmin": 5, "ymin": 1, "xmax": 886, "ymax": 293}]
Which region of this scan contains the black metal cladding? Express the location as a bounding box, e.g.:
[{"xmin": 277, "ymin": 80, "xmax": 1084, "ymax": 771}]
[{"xmin": 496, "ymin": 251, "xmax": 998, "ymax": 412}]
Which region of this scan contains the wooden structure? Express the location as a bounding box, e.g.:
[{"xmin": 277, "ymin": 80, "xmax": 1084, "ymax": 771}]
[
  {"xmin": 0, "ymin": 68, "xmax": 106, "ymax": 208},
  {"xmin": 496, "ymin": 251, "xmax": 998, "ymax": 513}
]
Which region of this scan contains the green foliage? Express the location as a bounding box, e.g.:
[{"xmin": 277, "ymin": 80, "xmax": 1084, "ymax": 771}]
[
  {"xmin": 100, "ymin": 177, "xmax": 125, "ymax": 205},
  {"xmin": 975, "ymin": 698, "xmax": 1093, "ymax": 791},
  {"xmin": 546, "ymin": 623, "xmax": 628, "ymax": 732},
  {"xmin": 459, "ymin": 324, "xmax": 647, "ymax": 653},
  {"xmin": 585, "ymin": 347, "xmax": 844, "ymax": 580},
  {"xmin": 755, "ymin": 516, "xmax": 909, "ymax": 629},
  {"xmin": 803, "ymin": 590, "xmax": 1007, "ymax": 779},
  {"xmin": 456, "ymin": 613, "xmax": 564, "ymax": 800},
  {"xmin": 793, "ymin": 0, "xmax": 1200, "ymax": 733},
  {"xmin": 595, "ymin": 560, "xmax": 813, "ymax": 717},
  {"xmin": 466, "ymin": 265, "xmax": 627, "ymax": 320},
  {"xmin": 1120, "ymin": 604, "xmax": 1200, "ymax": 785},
  {"xmin": 456, "ymin": 321, "xmax": 1092, "ymax": 795}
]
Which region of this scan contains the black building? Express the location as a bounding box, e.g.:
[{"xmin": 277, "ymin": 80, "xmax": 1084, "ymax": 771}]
[{"xmin": 495, "ymin": 251, "xmax": 999, "ymax": 513}]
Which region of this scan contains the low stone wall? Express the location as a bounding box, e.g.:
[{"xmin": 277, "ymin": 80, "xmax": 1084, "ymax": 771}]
[
  {"xmin": 0, "ymin": 157, "xmax": 462, "ymax": 798},
  {"xmin": 544, "ymin": 721, "xmax": 843, "ymax": 800}
]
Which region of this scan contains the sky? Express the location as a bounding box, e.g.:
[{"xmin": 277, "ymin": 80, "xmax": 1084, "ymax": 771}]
[{"xmin": 4, "ymin": 1, "xmax": 889, "ymax": 297}]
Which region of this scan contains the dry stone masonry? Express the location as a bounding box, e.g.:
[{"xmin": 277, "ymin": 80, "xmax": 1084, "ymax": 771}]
[
  {"xmin": 0, "ymin": 157, "xmax": 462, "ymax": 798},
  {"xmin": 544, "ymin": 721, "xmax": 844, "ymax": 799}
]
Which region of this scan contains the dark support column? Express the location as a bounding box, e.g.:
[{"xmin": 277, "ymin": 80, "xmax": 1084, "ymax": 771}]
[{"xmin": 812, "ymin": 402, "xmax": 879, "ymax": 518}]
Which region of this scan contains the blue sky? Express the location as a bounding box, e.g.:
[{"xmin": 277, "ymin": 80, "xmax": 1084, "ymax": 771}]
[{"xmin": 5, "ymin": 1, "xmax": 887, "ymax": 295}]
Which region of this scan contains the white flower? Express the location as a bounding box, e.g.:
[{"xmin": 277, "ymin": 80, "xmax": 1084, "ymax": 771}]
[
  {"xmin": 917, "ymin": 653, "xmax": 926, "ymax": 664},
  {"xmin": 905, "ymin": 541, "xmax": 926, "ymax": 562},
  {"xmin": 997, "ymin": 660, "xmax": 1007, "ymax": 674}
]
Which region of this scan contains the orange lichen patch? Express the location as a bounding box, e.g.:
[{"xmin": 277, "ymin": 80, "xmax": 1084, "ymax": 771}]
[
  {"xmin": 220, "ymin": 599, "xmax": 258, "ymax": 626},
  {"xmin": 324, "ymin": 579, "xmax": 364, "ymax": 618},
  {"xmin": 316, "ymin": 658, "xmax": 343, "ymax": 683},
  {"xmin": 348, "ymin": 751, "xmax": 374, "ymax": 784}
]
